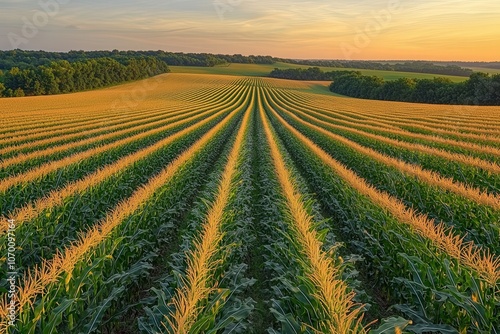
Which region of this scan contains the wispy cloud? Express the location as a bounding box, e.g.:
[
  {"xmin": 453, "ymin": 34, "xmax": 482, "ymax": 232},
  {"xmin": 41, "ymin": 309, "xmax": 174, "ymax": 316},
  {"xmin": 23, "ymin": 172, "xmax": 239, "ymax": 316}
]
[{"xmin": 0, "ymin": 0, "xmax": 498, "ymax": 60}]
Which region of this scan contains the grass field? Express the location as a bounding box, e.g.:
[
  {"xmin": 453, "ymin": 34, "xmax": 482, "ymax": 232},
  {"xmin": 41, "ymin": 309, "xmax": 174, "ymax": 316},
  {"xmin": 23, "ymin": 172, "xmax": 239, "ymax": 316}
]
[
  {"xmin": 0, "ymin": 73, "xmax": 499, "ymax": 333},
  {"xmin": 171, "ymin": 61, "xmax": 468, "ymax": 82}
]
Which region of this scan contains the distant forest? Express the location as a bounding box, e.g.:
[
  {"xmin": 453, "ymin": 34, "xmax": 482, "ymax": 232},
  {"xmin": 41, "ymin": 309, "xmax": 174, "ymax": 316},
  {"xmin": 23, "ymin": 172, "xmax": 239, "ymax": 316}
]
[
  {"xmin": 270, "ymin": 67, "xmax": 500, "ymax": 106},
  {"xmin": 0, "ymin": 50, "xmax": 275, "ymax": 97},
  {"xmin": 274, "ymin": 58, "xmax": 474, "ymax": 77},
  {"xmin": 441, "ymin": 61, "xmax": 500, "ymax": 70},
  {"xmin": 0, "ymin": 50, "xmax": 489, "ymax": 98},
  {"xmin": 0, "ymin": 50, "xmax": 476, "ymax": 75},
  {"xmin": 0, "ymin": 50, "xmax": 274, "ymax": 71},
  {"xmin": 269, "ymin": 67, "xmax": 351, "ymax": 81}
]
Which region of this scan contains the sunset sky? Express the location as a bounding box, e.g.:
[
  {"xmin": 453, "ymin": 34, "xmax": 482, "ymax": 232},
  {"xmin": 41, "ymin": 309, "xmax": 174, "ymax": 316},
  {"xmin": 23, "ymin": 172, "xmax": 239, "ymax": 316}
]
[{"xmin": 1, "ymin": 0, "xmax": 499, "ymax": 61}]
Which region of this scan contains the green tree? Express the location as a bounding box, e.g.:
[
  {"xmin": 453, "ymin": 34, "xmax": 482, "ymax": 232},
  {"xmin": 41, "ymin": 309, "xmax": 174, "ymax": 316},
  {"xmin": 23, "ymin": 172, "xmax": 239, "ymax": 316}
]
[
  {"xmin": 466, "ymin": 72, "xmax": 491, "ymax": 105},
  {"xmin": 380, "ymin": 78, "xmax": 416, "ymax": 101},
  {"xmin": 39, "ymin": 67, "xmax": 59, "ymax": 94},
  {"xmin": 50, "ymin": 61, "xmax": 74, "ymax": 93},
  {"xmin": 13, "ymin": 88, "xmax": 25, "ymax": 97}
]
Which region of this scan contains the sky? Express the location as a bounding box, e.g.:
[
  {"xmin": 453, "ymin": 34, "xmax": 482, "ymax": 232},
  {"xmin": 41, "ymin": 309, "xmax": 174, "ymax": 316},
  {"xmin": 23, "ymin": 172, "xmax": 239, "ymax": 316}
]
[{"xmin": 0, "ymin": 0, "xmax": 499, "ymax": 61}]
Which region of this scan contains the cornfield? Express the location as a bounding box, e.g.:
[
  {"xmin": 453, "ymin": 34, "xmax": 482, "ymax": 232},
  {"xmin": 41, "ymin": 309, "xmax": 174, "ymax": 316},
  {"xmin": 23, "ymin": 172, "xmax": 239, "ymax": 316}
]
[{"xmin": 0, "ymin": 74, "xmax": 498, "ymax": 334}]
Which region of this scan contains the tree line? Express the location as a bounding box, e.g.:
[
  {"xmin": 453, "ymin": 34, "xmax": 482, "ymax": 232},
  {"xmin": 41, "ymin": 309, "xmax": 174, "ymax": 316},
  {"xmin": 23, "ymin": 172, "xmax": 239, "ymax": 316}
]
[
  {"xmin": 0, "ymin": 57, "xmax": 169, "ymax": 97},
  {"xmin": 0, "ymin": 50, "xmax": 274, "ymax": 71},
  {"xmin": 269, "ymin": 67, "xmax": 500, "ymax": 105},
  {"xmin": 274, "ymin": 59, "xmax": 473, "ymax": 77},
  {"xmin": 329, "ymin": 71, "xmax": 500, "ymax": 106},
  {"xmin": 269, "ymin": 67, "xmax": 351, "ymax": 81},
  {"xmin": 443, "ymin": 61, "xmax": 500, "ymax": 70},
  {"xmin": 0, "ymin": 50, "xmax": 476, "ymax": 77}
]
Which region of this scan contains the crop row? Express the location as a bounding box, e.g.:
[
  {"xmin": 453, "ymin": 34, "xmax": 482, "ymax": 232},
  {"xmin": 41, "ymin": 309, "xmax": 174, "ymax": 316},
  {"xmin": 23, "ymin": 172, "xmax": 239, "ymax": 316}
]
[
  {"xmin": 0, "ymin": 81, "xmax": 251, "ymax": 332},
  {"xmin": 1, "ymin": 75, "xmax": 499, "ymax": 333},
  {"xmin": 260, "ymin": 84, "xmax": 499, "ymax": 332}
]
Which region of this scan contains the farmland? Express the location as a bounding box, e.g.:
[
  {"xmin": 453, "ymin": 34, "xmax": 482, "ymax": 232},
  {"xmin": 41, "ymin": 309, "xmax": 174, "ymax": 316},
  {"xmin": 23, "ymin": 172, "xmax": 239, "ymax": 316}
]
[
  {"xmin": 0, "ymin": 73, "xmax": 499, "ymax": 333},
  {"xmin": 170, "ymin": 62, "xmax": 468, "ymax": 82}
]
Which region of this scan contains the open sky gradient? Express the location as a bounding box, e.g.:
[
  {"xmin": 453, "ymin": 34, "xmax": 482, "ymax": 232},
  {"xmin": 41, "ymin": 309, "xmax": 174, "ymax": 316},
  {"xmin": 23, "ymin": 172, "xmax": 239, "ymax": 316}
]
[{"xmin": 0, "ymin": 0, "xmax": 499, "ymax": 60}]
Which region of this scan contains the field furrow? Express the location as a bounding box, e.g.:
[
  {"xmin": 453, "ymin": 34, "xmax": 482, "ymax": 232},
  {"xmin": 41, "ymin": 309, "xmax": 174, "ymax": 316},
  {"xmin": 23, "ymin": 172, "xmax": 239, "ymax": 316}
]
[
  {"xmin": 1, "ymin": 73, "xmax": 498, "ymax": 334},
  {"xmin": 264, "ymin": 91, "xmax": 499, "ymax": 284},
  {"xmin": 258, "ymin": 89, "xmax": 367, "ymax": 333},
  {"xmin": 274, "ymin": 89, "xmax": 500, "ymax": 168},
  {"xmin": 160, "ymin": 89, "xmax": 252, "ymax": 333},
  {"xmin": 0, "ymin": 84, "xmax": 249, "ymax": 332},
  {"xmin": 281, "ymin": 90, "xmax": 500, "ymax": 159},
  {"xmin": 0, "ymin": 81, "xmax": 248, "ymax": 197},
  {"xmin": 0, "ymin": 80, "xmax": 239, "ymax": 154},
  {"xmin": 265, "ymin": 89, "xmax": 500, "ymax": 250}
]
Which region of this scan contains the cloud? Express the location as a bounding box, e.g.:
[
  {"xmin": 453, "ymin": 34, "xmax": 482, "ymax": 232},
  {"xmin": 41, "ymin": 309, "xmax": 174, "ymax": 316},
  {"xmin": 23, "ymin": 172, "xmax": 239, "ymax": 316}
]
[{"xmin": 0, "ymin": 0, "xmax": 498, "ymax": 60}]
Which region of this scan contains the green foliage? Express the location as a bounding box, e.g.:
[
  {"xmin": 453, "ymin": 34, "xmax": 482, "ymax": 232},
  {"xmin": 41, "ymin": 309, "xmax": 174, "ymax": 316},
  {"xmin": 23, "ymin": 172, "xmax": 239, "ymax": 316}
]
[
  {"xmin": 269, "ymin": 67, "xmax": 351, "ymax": 81},
  {"xmin": 139, "ymin": 111, "xmax": 258, "ymax": 333},
  {"xmin": 8, "ymin": 109, "xmax": 243, "ymax": 333},
  {"xmin": 267, "ymin": 97, "xmax": 500, "ymax": 250},
  {"xmin": 369, "ymin": 317, "xmax": 412, "ymax": 334},
  {"xmin": 0, "ymin": 50, "xmax": 274, "ymax": 72},
  {"xmin": 265, "ymin": 102, "xmax": 498, "ymax": 333},
  {"xmin": 1, "ymin": 57, "xmax": 170, "ymax": 97},
  {"xmin": 329, "ymin": 71, "xmax": 500, "ymax": 105},
  {"xmin": 2, "ymin": 77, "xmax": 499, "ymax": 333},
  {"xmin": 274, "ymin": 59, "xmax": 474, "ymax": 77}
]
